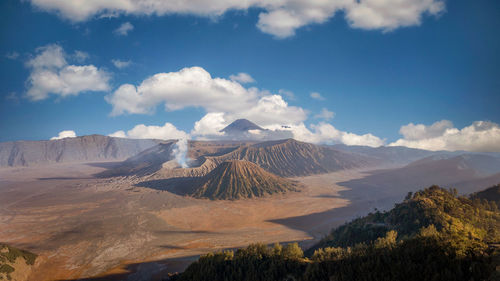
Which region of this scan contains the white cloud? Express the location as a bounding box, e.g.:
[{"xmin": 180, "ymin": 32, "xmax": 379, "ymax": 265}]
[
  {"xmin": 389, "ymin": 120, "xmax": 500, "ymax": 152},
  {"xmin": 398, "ymin": 120, "xmax": 453, "ymax": 141},
  {"xmin": 310, "ymin": 92, "xmax": 325, "ymax": 100},
  {"xmin": 5, "ymin": 51, "xmax": 19, "ymax": 60},
  {"xmin": 26, "ymin": 44, "xmax": 67, "ymax": 69},
  {"xmin": 73, "ymin": 50, "xmax": 89, "ymax": 62},
  {"xmin": 114, "ymin": 22, "xmax": 134, "ymax": 36},
  {"xmin": 314, "ymin": 108, "xmax": 334, "ymax": 120},
  {"xmin": 191, "ymin": 112, "xmax": 227, "ymax": 137},
  {"xmin": 25, "ymin": 44, "xmax": 110, "ymax": 101},
  {"xmin": 108, "ymin": 130, "xmax": 127, "ymax": 138},
  {"xmin": 281, "ymin": 122, "xmax": 384, "ymax": 147},
  {"xmin": 345, "ymin": 0, "xmax": 445, "ymax": 32},
  {"xmin": 105, "ymin": 66, "xmax": 307, "ymax": 126},
  {"xmin": 229, "ymin": 72, "xmax": 255, "ymax": 84},
  {"xmin": 257, "ymin": 9, "xmax": 305, "ymax": 38},
  {"xmin": 106, "ymin": 66, "xmax": 383, "ymax": 147},
  {"xmin": 50, "ymin": 130, "xmax": 77, "ymax": 140},
  {"xmin": 191, "ymin": 118, "xmax": 384, "ymax": 147},
  {"xmin": 109, "ymin": 122, "xmax": 189, "ymax": 140},
  {"xmin": 28, "ymin": 0, "xmax": 445, "ymax": 38},
  {"xmin": 112, "ymin": 59, "xmax": 132, "ymax": 69},
  {"xmin": 236, "ymin": 94, "xmax": 307, "ymax": 126}
]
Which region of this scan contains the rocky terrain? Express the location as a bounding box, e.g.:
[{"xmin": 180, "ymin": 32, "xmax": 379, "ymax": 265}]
[
  {"xmin": 97, "ymin": 141, "xmax": 177, "ymax": 177},
  {"xmin": 209, "ymin": 139, "xmax": 378, "ymax": 177},
  {"xmin": 0, "ymin": 135, "xmax": 158, "ymax": 167},
  {"xmin": 188, "ymin": 160, "xmax": 301, "ymax": 200},
  {"xmin": 108, "ymin": 138, "xmax": 380, "ymax": 180}
]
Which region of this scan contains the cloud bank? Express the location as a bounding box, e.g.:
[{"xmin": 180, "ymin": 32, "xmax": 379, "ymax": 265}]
[
  {"xmin": 106, "ymin": 66, "xmax": 384, "ymax": 147},
  {"xmin": 28, "ymin": 0, "xmax": 445, "ymax": 38},
  {"xmin": 109, "ymin": 122, "xmax": 189, "ymax": 140},
  {"xmin": 26, "ymin": 44, "xmax": 110, "ymax": 101},
  {"xmin": 105, "ymin": 66, "xmax": 307, "ymax": 127},
  {"xmin": 389, "ymin": 120, "xmax": 500, "ymax": 152}
]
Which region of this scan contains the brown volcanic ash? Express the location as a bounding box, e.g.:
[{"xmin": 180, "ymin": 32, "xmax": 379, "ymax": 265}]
[
  {"xmin": 189, "ymin": 160, "xmax": 300, "ymax": 200},
  {"xmin": 211, "ymin": 139, "xmax": 376, "ymax": 177}
]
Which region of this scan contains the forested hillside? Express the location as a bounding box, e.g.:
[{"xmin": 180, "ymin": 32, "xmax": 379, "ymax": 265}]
[
  {"xmin": 312, "ymin": 185, "xmax": 500, "ymax": 250},
  {"xmin": 167, "ymin": 185, "xmax": 500, "ymax": 281},
  {"xmin": 471, "ymin": 184, "xmax": 500, "ymax": 205}
]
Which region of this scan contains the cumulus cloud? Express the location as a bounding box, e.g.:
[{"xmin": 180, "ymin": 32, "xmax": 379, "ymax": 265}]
[
  {"xmin": 279, "ymin": 122, "xmax": 384, "ymax": 147},
  {"xmin": 50, "ymin": 130, "xmax": 77, "ymax": 140},
  {"xmin": 189, "ymin": 114, "xmax": 384, "ymax": 147},
  {"xmin": 114, "ymin": 22, "xmax": 134, "ymax": 36},
  {"xmin": 191, "ymin": 112, "xmax": 227, "ymax": 137},
  {"xmin": 25, "ymin": 44, "xmax": 110, "ymax": 101},
  {"xmin": 229, "ymin": 72, "xmax": 255, "ymax": 84},
  {"xmin": 389, "ymin": 120, "xmax": 500, "ymax": 152},
  {"xmin": 106, "ymin": 66, "xmax": 382, "ymax": 147},
  {"xmin": 108, "ymin": 130, "xmax": 127, "ymax": 138},
  {"xmin": 314, "ymin": 108, "xmax": 334, "ymax": 120},
  {"xmin": 28, "ymin": 0, "xmax": 445, "ymax": 38},
  {"xmin": 109, "ymin": 122, "xmax": 189, "ymax": 140},
  {"xmin": 105, "ymin": 66, "xmax": 307, "ymax": 127},
  {"xmin": 345, "ymin": 0, "xmax": 445, "ymax": 32},
  {"xmin": 112, "ymin": 59, "xmax": 131, "ymax": 69},
  {"xmin": 398, "ymin": 120, "xmax": 453, "ymax": 141},
  {"xmin": 310, "ymin": 92, "xmax": 325, "ymax": 100}
]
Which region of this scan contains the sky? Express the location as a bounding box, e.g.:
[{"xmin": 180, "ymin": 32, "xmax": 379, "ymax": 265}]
[{"xmin": 0, "ymin": 0, "xmax": 499, "ymax": 151}]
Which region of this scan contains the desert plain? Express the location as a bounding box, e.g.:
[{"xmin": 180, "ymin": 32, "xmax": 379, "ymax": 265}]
[{"xmin": 0, "ymin": 161, "xmax": 394, "ymax": 281}]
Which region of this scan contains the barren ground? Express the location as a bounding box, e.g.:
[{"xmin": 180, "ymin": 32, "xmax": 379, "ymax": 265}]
[{"xmin": 0, "ymin": 163, "xmax": 395, "ymax": 281}]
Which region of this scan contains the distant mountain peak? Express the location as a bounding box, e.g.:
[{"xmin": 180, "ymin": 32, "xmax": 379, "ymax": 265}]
[{"xmin": 220, "ymin": 119, "xmax": 264, "ymax": 133}]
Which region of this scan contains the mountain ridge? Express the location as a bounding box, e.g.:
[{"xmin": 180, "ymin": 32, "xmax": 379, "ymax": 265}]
[
  {"xmin": 0, "ymin": 134, "xmax": 159, "ymax": 167},
  {"xmin": 208, "ymin": 138, "xmax": 378, "ymax": 177}
]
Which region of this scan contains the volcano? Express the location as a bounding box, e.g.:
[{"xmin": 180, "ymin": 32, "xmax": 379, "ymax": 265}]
[
  {"xmin": 189, "ymin": 160, "xmax": 300, "ymax": 200},
  {"xmin": 220, "ymin": 119, "xmax": 265, "ymax": 134}
]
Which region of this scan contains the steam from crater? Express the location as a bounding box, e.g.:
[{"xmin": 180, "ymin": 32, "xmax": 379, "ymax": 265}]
[{"xmin": 172, "ymin": 138, "xmax": 190, "ymax": 168}]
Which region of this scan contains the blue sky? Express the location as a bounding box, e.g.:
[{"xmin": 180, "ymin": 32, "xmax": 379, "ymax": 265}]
[{"xmin": 1, "ymin": 0, "xmax": 499, "ymax": 151}]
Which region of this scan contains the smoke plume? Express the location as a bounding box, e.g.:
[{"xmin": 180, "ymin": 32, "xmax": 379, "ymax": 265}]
[{"xmin": 171, "ymin": 138, "xmax": 190, "ymax": 168}]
